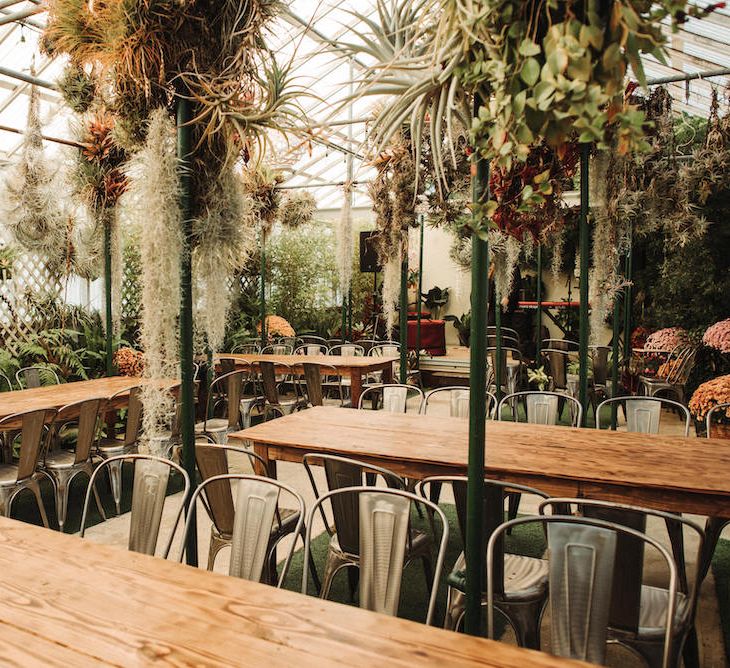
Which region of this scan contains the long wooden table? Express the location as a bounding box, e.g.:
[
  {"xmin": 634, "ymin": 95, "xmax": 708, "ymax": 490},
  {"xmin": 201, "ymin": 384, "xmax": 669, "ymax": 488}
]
[
  {"xmin": 232, "ymin": 406, "xmax": 730, "ymax": 519},
  {"xmin": 218, "ymin": 353, "xmax": 397, "ymax": 407},
  {"xmin": 0, "ymin": 377, "xmax": 177, "ymax": 428},
  {"xmin": 0, "ymin": 516, "xmax": 594, "ymax": 667}
]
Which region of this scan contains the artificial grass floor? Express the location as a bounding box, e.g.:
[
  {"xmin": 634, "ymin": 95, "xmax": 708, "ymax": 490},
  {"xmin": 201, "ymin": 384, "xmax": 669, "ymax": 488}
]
[
  {"xmin": 282, "ymin": 503, "xmax": 546, "ymax": 634},
  {"xmin": 713, "ymin": 538, "xmax": 730, "ymax": 660}
]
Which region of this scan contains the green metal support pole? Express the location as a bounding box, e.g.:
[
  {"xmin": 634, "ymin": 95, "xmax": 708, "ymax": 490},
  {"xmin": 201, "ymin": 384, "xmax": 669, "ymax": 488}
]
[
  {"xmin": 578, "ymin": 144, "xmax": 590, "ymax": 427},
  {"xmin": 399, "ymin": 248, "xmax": 408, "ymax": 384},
  {"xmin": 536, "ymin": 244, "xmax": 543, "ymax": 360},
  {"xmin": 465, "ymin": 95, "xmax": 489, "ymax": 637},
  {"xmin": 103, "ymin": 218, "xmax": 114, "ymax": 376},
  {"xmin": 260, "ymin": 230, "xmax": 267, "ymax": 349},
  {"xmin": 494, "ymin": 293, "xmax": 503, "ymax": 404},
  {"xmin": 348, "ymin": 286, "xmax": 353, "ymax": 340},
  {"xmin": 610, "ymin": 272, "xmax": 621, "ymax": 429},
  {"xmin": 623, "ymin": 226, "xmax": 634, "ymax": 372},
  {"xmin": 341, "ymin": 295, "xmax": 347, "ymax": 343},
  {"xmin": 176, "ymin": 96, "xmax": 198, "ymax": 567},
  {"xmin": 416, "ymin": 212, "xmax": 424, "ymax": 368}
]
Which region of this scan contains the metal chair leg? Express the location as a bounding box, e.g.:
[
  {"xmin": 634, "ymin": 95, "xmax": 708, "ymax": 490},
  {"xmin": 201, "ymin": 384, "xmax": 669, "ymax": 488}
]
[
  {"xmin": 53, "ymin": 470, "xmax": 71, "ymax": 532},
  {"xmin": 107, "ymin": 459, "xmax": 123, "ymax": 514},
  {"xmin": 29, "ymin": 480, "xmax": 50, "ymax": 529}
]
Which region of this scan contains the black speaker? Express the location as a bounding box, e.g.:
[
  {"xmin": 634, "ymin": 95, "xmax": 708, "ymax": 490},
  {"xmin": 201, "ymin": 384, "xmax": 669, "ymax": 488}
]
[{"xmin": 359, "ymin": 231, "xmax": 381, "ymax": 273}]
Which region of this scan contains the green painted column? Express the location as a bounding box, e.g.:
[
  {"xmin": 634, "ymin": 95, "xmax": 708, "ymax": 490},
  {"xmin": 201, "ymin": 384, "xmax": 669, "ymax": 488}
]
[
  {"xmin": 399, "ymin": 248, "xmax": 408, "ymax": 384},
  {"xmin": 610, "ymin": 271, "xmax": 621, "ymax": 429},
  {"xmin": 103, "ymin": 216, "xmax": 114, "ymax": 376},
  {"xmin": 341, "ymin": 294, "xmax": 347, "ymax": 343},
  {"xmin": 623, "ymin": 225, "xmax": 634, "ymax": 372},
  {"xmin": 416, "ymin": 212, "xmax": 424, "ymax": 368},
  {"xmin": 494, "ymin": 292, "xmax": 503, "ymax": 404},
  {"xmin": 465, "ymin": 96, "xmax": 490, "ymax": 636},
  {"xmin": 535, "ymin": 244, "xmax": 543, "ymax": 359},
  {"xmin": 578, "ymin": 144, "xmax": 590, "ymax": 426},
  {"xmin": 176, "ymin": 96, "xmax": 198, "ymax": 567},
  {"xmin": 260, "ymin": 230, "xmax": 267, "ymax": 349}
]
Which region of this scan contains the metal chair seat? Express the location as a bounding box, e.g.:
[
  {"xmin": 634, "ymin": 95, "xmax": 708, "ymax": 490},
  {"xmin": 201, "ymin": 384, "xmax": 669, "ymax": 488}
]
[
  {"xmin": 637, "ymin": 586, "xmax": 690, "ymax": 638},
  {"xmin": 0, "ymin": 464, "xmax": 22, "ymax": 485},
  {"xmin": 194, "ymin": 418, "xmax": 229, "ymax": 434},
  {"xmin": 43, "ymin": 450, "xmax": 78, "ymax": 469},
  {"xmin": 98, "ymin": 437, "xmax": 136, "ymax": 456},
  {"xmin": 329, "ymin": 525, "xmax": 431, "ymax": 562}
]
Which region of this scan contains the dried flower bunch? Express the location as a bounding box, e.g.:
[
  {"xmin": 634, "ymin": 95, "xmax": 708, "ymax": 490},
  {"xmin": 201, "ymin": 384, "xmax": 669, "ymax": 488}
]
[
  {"xmin": 689, "ymin": 374, "xmax": 730, "ymax": 421},
  {"xmin": 113, "ymin": 346, "xmax": 144, "ymax": 376},
  {"xmin": 342, "ymin": 0, "xmax": 721, "ymax": 232},
  {"xmin": 644, "ymin": 327, "xmax": 687, "ymax": 351},
  {"xmin": 257, "ymin": 315, "xmax": 295, "ymax": 338},
  {"xmin": 703, "ymin": 318, "xmax": 730, "ymax": 354}
]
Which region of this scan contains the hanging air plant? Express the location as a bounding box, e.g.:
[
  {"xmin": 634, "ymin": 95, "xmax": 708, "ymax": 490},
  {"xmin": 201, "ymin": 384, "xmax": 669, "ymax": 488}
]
[
  {"xmin": 336, "ymin": 181, "xmax": 354, "ymax": 297},
  {"xmin": 241, "ymin": 162, "xmax": 284, "ymax": 235},
  {"xmin": 58, "ymin": 63, "xmax": 97, "ymax": 114},
  {"xmin": 0, "ymin": 84, "xmax": 73, "ymax": 277},
  {"xmin": 279, "ymin": 190, "xmax": 316, "ymax": 229}
]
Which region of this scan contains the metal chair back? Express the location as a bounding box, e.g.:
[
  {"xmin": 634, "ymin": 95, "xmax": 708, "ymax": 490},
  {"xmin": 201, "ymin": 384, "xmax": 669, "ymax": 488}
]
[
  {"xmin": 595, "ymin": 396, "xmax": 690, "ymax": 436},
  {"xmin": 219, "ymin": 357, "xmax": 237, "ymax": 375},
  {"xmin": 497, "ymin": 390, "xmax": 583, "ymax": 427},
  {"xmin": 542, "ymin": 338, "xmax": 579, "ymax": 351},
  {"xmin": 16, "ymin": 366, "xmax": 60, "ymax": 388},
  {"xmin": 487, "ymin": 346, "xmax": 523, "ymax": 383},
  {"xmin": 357, "ymin": 339, "xmax": 380, "ymax": 354},
  {"xmin": 542, "ymin": 348, "xmax": 571, "ymax": 390},
  {"xmin": 670, "ymin": 345, "xmax": 697, "ymax": 385},
  {"xmin": 490, "ymin": 513, "xmax": 679, "ymax": 667},
  {"xmin": 294, "ymin": 344, "xmax": 328, "ymax": 356},
  {"xmin": 487, "ymin": 334, "xmax": 519, "ymax": 349},
  {"xmin": 231, "ymin": 343, "xmax": 260, "ymax": 354},
  {"xmin": 369, "ymin": 343, "xmax": 399, "ymax": 357},
  {"xmin": 50, "ymin": 398, "xmax": 105, "ymax": 465},
  {"xmin": 301, "ymin": 335, "xmax": 329, "ymax": 347},
  {"xmin": 261, "ymin": 344, "xmax": 293, "ymax": 355},
  {"xmin": 706, "ymin": 402, "xmax": 730, "ymax": 438},
  {"xmin": 81, "ymin": 454, "xmax": 190, "ymax": 558},
  {"xmin": 205, "ymin": 370, "xmax": 245, "ymax": 429},
  {"xmin": 0, "ymin": 408, "xmax": 57, "ymax": 482},
  {"xmin": 106, "ymin": 385, "xmax": 144, "ymax": 446},
  {"xmin": 422, "ymin": 386, "xmax": 496, "ymax": 419},
  {"xmin": 259, "ymin": 360, "xmax": 289, "ymax": 406},
  {"xmin": 303, "ymin": 486, "xmax": 448, "ymax": 625},
  {"xmin": 329, "ymin": 343, "xmax": 365, "ymax": 357},
  {"xmin": 357, "ymin": 383, "xmax": 424, "ymax": 413},
  {"xmin": 302, "ymin": 362, "xmax": 341, "ymax": 407},
  {"xmin": 489, "ymin": 326, "xmax": 520, "ymax": 342},
  {"xmin": 182, "ymin": 472, "xmax": 304, "ymax": 586},
  {"xmin": 0, "ymin": 373, "xmax": 11, "ymax": 391},
  {"xmin": 590, "ymin": 345, "xmax": 611, "ymax": 386}
]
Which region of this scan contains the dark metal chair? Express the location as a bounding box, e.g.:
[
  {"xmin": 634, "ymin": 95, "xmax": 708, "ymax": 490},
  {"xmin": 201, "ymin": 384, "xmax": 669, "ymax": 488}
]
[
  {"xmin": 303, "ymin": 362, "xmax": 348, "ymax": 407},
  {"xmin": 302, "ymin": 483, "xmax": 448, "ymax": 626},
  {"xmin": 194, "ymin": 369, "xmax": 247, "ymax": 443},
  {"xmin": 259, "ymin": 360, "xmax": 305, "ymax": 419},
  {"xmin": 16, "ymin": 366, "xmax": 60, "ymax": 388},
  {"xmin": 0, "ymin": 373, "xmax": 12, "ymax": 391},
  {"xmin": 0, "ymin": 408, "xmax": 56, "ymax": 527}
]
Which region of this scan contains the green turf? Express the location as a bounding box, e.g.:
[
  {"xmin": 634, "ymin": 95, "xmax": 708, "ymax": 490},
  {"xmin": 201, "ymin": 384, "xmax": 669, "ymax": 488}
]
[
  {"xmin": 713, "ymin": 538, "xmax": 730, "ymax": 660},
  {"xmin": 282, "ymin": 504, "xmax": 546, "ymax": 633}
]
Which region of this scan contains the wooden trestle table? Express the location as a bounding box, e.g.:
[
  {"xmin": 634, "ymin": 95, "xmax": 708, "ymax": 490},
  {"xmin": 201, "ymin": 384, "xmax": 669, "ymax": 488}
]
[
  {"xmin": 231, "ymin": 406, "xmax": 730, "ymax": 519},
  {"xmin": 0, "ymin": 515, "xmax": 595, "ymax": 667},
  {"xmin": 217, "ymin": 353, "xmax": 398, "ymax": 407}
]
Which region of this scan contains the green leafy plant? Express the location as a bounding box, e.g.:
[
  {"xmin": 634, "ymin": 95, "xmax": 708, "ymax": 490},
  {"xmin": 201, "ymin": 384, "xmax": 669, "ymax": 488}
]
[
  {"xmin": 0, "ymin": 245, "xmax": 17, "ymax": 277},
  {"xmin": 421, "ymin": 286, "xmax": 450, "ymax": 319},
  {"xmin": 444, "ymin": 311, "xmax": 471, "ymax": 347},
  {"xmin": 528, "ymin": 365, "xmax": 549, "ymax": 391}
]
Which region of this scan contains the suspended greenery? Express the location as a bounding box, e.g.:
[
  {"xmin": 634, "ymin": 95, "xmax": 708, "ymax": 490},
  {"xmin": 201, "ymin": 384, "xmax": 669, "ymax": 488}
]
[
  {"xmin": 342, "ymin": 0, "xmax": 721, "ymax": 234},
  {"xmin": 279, "ymin": 190, "xmax": 316, "ymax": 229},
  {"xmin": 336, "ymin": 182, "xmax": 354, "ymax": 297},
  {"xmin": 241, "ymin": 162, "xmax": 284, "ymax": 234},
  {"xmin": 57, "ymin": 63, "xmax": 97, "ymax": 114}
]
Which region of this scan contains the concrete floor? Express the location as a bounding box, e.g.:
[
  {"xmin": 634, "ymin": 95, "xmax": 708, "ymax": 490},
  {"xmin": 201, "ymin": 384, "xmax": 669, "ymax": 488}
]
[{"xmin": 80, "ymin": 397, "xmax": 730, "ymax": 667}]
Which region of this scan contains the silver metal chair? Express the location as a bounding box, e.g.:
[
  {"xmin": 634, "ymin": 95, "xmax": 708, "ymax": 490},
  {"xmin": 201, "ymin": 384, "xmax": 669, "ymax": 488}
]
[
  {"xmin": 595, "ymin": 396, "xmax": 691, "ymax": 436},
  {"xmin": 368, "ymin": 343, "xmax": 400, "ymax": 357},
  {"xmin": 418, "ymin": 476, "xmax": 550, "ymax": 643},
  {"xmin": 488, "ymin": 334, "xmax": 520, "ymax": 350},
  {"xmin": 261, "ymin": 343, "xmax": 294, "ymax": 355},
  {"xmin": 497, "ymin": 390, "xmax": 583, "ymax": 426},
  {"xmin": 422, "ymin": 386, "xmax": 497, "ymax": 419},
  {"xmin": 80, "ymin": 454, "xmax": 190, "ymax": 558},
  {"xmin": 231, "ymin": 342, "xmax": 260, "ymax": 354},
  {"xmin": 302, "ymin": 484, "xmax": 448, "ymax": 626},
  {"xmin": 303, "ymin": 363, "xmax": 348, "ymax": 407},
  {"xmin": 303, "ymin": 453, "xmax": 435, "ymax": 604},
  {"xmin": 537, "ymin": 498, "xmax": 704, "ymax": 668},
  {"xmin": 195, "ymin": 369, "xmax": 246, "ymax": 443},
  {"xmin": 590, "ymin": 345, "xmax": 612, "ymax": 400},
  {"xmin": 0, "ymin": 373, "xmax": 12, "ymax": 391},
  {"xmin": 487, "ymin": 346, "xmax": 523, "ymax": 398},
  {"xmin": 300, "ymin": 335, "xmax": 329, "ymax": 348},
  {"xmin": 639, "ymin": 345, "xmax": 697, "ymax": 404},
  {"xmin": 98, "ymin": 385, "xmax": 143, "ymax": 514},
  {"xmin": 41, "ymin": 397, "xmax": 107, "ymax": 532},
  {"xmin": 259, "ymin": 360, "xmax": 305, "ymax": 419},
  {"xmin": 294, "ymin": 344, "xmax": 328, "ymax": 356},
  {"xmin": 216, "ymin": 361, "xmax": 263, "ymax": 430},
  {"xmin": 181, "ymin": 470, "xmax": 305, "ymax": 587},
  {"xmin": 357, "ymin": 383, "xmax": 424, "ymax": 413},
  {"xmin": 0, "ymin": 408, "xmax": 56, "ymax": 528},
  {"xmin": 328, "ymin": 343, "xmax": 365, "ymax": 357},
  {"xmin": 541, "ymin": 338, "xmax": 579, "ymax": 351},
  {"xmin": 489, "ymin": 326, "xmax": 520, "ymax": 342},
  {"xmin": 16, "ymin": 366, "xmax": 60, "ymax": 388}
]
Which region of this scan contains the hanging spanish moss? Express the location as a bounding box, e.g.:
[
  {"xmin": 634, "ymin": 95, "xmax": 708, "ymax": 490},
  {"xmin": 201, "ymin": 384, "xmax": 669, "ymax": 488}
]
[
  {"xmin": 124, "ymin": 108, "xmax": 182, "ymax": 450},
  {"xmin": 336, "ymin": 181, "xmax": 354, "ymax": 297}
]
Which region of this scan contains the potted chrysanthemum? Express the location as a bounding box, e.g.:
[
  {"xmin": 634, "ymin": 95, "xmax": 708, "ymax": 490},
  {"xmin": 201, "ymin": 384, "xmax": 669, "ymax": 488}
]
[{"xmin": 689, "ymin": 374, "xmax": 730, "ymax": 438}]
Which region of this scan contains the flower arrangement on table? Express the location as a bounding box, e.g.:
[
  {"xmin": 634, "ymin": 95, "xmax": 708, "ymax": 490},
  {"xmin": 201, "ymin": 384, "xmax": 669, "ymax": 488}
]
[
  {"xmin": 114, "ymin": 347, "xmax": 144, "ymax": 377},
  {"xmin": 257, "ymin": 315, "xmax": 295, "ymax": 339},
  {"xmin": 689, "ymin": 374, "xmax": 730, "ymax": 435},
  {"xmin": 644, "ymin": 327, "xmax": 688, "ymax": 351},
  {"xmin": 631, "ymin": 326, "xmax": 651, "ymax": 350},
  {"xmin": 703, "ymin": 318, "xmax": 730, "ymax": 354}
]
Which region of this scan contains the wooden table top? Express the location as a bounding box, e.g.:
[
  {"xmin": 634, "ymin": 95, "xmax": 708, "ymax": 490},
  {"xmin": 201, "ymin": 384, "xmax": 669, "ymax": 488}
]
[
  {"xmin": 0, "ymin": 516, "xmax": 593, "ymax": 667},
  {"xmin": 0, "ymin": 376, "xmax": 176, "ymax": 420},
  {"xmin": 233, "ymin": 406, "xmax": 730, "ymax": 518},
  {"xmin": 217, "ymin": 353, "xmax": 398, "ymax": 369}
]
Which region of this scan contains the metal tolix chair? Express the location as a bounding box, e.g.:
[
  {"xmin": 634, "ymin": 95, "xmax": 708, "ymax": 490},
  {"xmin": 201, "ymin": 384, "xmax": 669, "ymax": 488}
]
[
  {"xmin": 195, "ymin": 369, "xmax": 246, "ymax": 443},
  {"xmin": 357, "ymin": 383, "xmax": 424, "ymax": 413},
  {"xmin": 16, "ymin": 366, "xmax": 61, "ymax": 388},
  {"xmin": 81, "ymin": 454, "xmax": 190, "ymax": 558},
  {"xmin": 259, "ymin": 360, "xmax": 306, "ymax": 419},
  {"xmin": 180, "ymin": 470, "xmax": 305, "ymax": 587},
  {"xmin": 422, "ymin": 386, "xmax": 497, "ymax": 419},
  {"xmin": 303, "ymin": 485, "xmax": 448, "ymax": 626},
  {"xmin": 0, "ymin": 408, "xmax": 56, "ymax": 528},
  {"xmin": 303, "ymin": 362, "xmax": 348, "ymax": 407}
]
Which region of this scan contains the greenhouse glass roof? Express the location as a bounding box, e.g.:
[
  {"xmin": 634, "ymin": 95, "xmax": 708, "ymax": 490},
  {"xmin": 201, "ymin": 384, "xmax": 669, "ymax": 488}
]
[{"xmin": 0, "ymin": 0, "xmax": 728, "ymax": 210}]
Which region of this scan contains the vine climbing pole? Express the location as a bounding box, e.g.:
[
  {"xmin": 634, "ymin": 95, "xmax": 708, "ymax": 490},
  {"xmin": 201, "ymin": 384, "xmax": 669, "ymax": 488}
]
[
  {"xmin": 260, "ymin": 229, "xmax": 267, "ymax": 349},
  {"xmin": 464, "ymin": 95, "xmax": 490, "ymax": 636},
  {"xmin": 578, "ymin": 144, "xmax": 590, "ymax": 426},
  {"xmin": 103, "ymin": 220, "xmax": 113, "ymax": 376},
  {"xmin": 176, "ymin": 96, "xmax": 198, "ymax": 567}
]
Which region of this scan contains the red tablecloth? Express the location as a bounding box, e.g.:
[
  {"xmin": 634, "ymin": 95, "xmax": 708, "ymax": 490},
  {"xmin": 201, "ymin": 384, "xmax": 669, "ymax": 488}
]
[{"xmin": 406, "ymin": 319, "xmax": 446, "ymax": 356}]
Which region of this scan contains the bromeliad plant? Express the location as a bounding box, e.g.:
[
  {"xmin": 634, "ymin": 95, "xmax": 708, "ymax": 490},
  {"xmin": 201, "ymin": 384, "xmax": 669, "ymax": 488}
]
[{"xmin": 342, "ymin": 0, "xmax": 722, "ymax": 236}]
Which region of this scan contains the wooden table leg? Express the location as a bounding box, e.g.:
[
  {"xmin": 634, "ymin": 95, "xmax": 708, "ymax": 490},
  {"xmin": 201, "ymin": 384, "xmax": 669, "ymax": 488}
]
[
  {"xmin": 254, "ymin": 442, "xmax": 277, "ymax": 478},
  {"xmin": 350, "ymin": 369, "xmax": 363, "ymax": 408}
]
